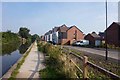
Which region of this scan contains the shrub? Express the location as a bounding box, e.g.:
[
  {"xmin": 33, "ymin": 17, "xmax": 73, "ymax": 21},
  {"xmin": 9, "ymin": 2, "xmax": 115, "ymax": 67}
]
[
  {"xmin": 38, "ymin": 42, "xmax": 67, "ymax": 78},
  {"xmin": 38, "ymin": 42, "xmax": 45, "ymax": 52}
]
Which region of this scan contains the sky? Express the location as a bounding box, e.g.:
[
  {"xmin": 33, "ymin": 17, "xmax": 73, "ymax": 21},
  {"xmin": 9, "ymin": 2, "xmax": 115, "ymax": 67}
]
[
  {"xmin": 118, "ymin": 1, "xmax": 120, "ymax": 22},
  {"xmin": 1, "ymin": 0, "xmax": 120, "ymax": 2},
  {"xmin": 1, "ymin": 1, "xmax": 118, "ymax": 35}
]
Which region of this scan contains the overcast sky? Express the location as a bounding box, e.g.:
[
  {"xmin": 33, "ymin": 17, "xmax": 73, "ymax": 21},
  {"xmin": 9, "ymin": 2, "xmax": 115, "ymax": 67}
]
[{"xmin": 1, "ymin": 1, "xmax": 118, "ymax": 35}]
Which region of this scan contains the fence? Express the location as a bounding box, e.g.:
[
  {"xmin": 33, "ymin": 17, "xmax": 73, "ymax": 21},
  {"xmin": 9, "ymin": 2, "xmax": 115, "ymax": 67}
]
[{"xmin": 61, "ymin": 46, "xmax": 120, "ymax": 80}]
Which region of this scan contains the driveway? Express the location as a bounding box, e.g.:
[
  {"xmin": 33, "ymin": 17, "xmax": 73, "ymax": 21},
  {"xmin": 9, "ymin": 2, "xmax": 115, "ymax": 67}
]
[{"xmin": 64, "ymin": 46, "xmax": 120, "ymax": 60}]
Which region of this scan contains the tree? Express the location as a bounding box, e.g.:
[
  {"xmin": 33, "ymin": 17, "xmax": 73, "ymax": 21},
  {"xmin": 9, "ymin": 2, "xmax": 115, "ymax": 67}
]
[
  {"xmin": 6, "ymin": 30, "xmax": 11, "ymax": 33},
  {"xmin": 31, "ymin": 34, "xmax": 40, "ymax": 42},
  {"xmin": 18, "ymin": 27, "xmax": 30, "ymax": 39}
]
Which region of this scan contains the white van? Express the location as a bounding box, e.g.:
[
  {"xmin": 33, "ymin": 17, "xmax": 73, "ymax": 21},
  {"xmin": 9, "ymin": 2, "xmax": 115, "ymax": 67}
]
[{"xmin": 74, "ymin": 40, "xmax": 89, "ymax": 46}]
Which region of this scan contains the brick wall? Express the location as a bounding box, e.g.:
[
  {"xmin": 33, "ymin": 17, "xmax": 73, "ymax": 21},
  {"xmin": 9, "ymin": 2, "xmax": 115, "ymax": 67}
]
[
  {"xmin": 106, "ymin": 23, "xmax": 120, "ymax": 47},
  {"xmin": 84, "ymin": 34, "xmax": 95, "ymax": 46},
  {"xmin": 67, "ymin": 26, "xmax": 84, "ymax": 41},
  {"xmin": 60, "ymin": 26, "xmax": 84, "ymax": 45}
]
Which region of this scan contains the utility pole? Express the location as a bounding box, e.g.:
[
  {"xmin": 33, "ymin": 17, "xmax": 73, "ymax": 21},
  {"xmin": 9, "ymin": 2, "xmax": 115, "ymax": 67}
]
[{"xmin": 105, "ymin": 0, "xmax": 108, "ymax": 60}]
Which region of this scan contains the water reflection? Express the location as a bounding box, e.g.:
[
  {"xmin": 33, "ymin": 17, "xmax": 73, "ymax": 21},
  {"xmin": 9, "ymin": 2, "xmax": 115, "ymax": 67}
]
[
  {"xmin": 1, "ymin": 41, "xmax": 31, "ymax": 55},
  {"xmin": 1, "ymin": 50, "xmax": 22, "ymax": 77},
  {"xmin": 18, "ymin": 42, "xmax": 31, "ymax": 54},
  {"xmin": 1, "ymin": 41, "xmax": 31, "ymax": 77},
  {"xmin": 1, "ymin": 42, "xmax": 20, "ymax": 56}
]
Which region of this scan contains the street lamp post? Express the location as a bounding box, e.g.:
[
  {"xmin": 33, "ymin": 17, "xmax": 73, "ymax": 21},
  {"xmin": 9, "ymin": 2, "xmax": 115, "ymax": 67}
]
[{"xmin": 105, "ymin": 0, "xmax": 108, "ymax": 60}]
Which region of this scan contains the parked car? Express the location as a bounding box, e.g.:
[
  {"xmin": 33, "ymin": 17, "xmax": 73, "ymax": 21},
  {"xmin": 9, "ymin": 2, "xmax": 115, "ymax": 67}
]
[{"xmin": 73, "ymin": 40, "xmax": 89, "ymax": 46}]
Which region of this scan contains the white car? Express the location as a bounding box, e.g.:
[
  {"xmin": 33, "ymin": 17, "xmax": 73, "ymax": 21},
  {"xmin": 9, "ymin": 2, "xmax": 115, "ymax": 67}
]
[{"xmin": 74, "ymin": 40, "xmax": 89, "ymax": 46}]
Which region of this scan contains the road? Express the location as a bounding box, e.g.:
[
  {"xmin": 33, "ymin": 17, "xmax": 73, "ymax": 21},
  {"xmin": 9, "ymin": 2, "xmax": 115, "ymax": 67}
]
[
  {"xmin": 16, "ymin": 41, "xmax": 45, "ymax": 79},
  {"xmin": 64, "ymin": 46, "xmax": 120, "ymax": 60}
]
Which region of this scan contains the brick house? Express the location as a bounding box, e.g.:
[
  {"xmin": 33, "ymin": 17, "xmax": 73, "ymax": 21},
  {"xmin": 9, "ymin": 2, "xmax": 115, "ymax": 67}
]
[
  {"xmin": 44, "ymin": 24, "xmax": 84, "ymax": 45},
  {"xmin": 105, "ymin": 22, "xmax": 120, "ymax": 47},
  {"xmin": 57, "ymin": 25, "xmax": 84, "ymax": 45},
  {"xmin": 57, "ymin": 24, "xmax": 69, "ymax": 44},
  {"xmin": 66, "ymin": 26, "xmax": 84, "ymax": 44},
  {"xmin": 84, "ymin": 32, "xmax": 101, "ymax": 46},
  {"xmin": 99, "ymin": 32, "xmax": 105, "ymax": 40}
]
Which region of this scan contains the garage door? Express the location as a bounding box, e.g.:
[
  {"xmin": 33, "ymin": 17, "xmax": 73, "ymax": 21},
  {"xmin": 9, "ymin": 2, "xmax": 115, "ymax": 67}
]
[{"xmin": 95, "ymin": 40, "xmax": 101, "ymax": 46}]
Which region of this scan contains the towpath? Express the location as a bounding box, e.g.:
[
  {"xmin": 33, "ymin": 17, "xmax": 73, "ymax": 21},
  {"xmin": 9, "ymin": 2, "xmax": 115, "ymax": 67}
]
[{"xmin": 16, "ymin": 41, "xmax": 45, "ymax": 79}]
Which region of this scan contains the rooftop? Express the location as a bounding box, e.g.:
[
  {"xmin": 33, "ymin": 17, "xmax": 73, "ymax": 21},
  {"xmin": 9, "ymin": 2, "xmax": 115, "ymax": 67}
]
[
  {"xmin": 114, "ymin": 22, "xmax": 120, "ymax": 26},
  {"xmin": 90, "ymin": 32, "xmax": 101, "ymax": 39}
]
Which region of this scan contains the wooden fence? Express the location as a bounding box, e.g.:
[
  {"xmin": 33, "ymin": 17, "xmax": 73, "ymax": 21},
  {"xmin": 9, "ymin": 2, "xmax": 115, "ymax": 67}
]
[{"xmin": 61, "ymin": 46, "xmax": 120, "ymax": 80}]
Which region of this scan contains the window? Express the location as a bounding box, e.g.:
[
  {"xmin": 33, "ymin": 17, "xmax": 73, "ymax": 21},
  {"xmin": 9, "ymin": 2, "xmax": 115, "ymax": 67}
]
[
  {"xmin": 62, "ymin": 32, "xmax": 67, "ymax": 39},
  {"xmin": 58, "ymin": 32, "xmax": 67, "ymax": 39},
  {"xmin": 58, "ymin": 32, "xmax": 61, "ymax": 39},
  {"xmin": 74, "ymin": 30, "xmax": 77, "ymax": 39}
]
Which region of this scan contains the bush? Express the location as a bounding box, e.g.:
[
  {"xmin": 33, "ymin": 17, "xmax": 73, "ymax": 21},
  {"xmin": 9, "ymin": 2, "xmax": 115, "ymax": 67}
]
[
  {"xmin": 2, "ymin": 32, "xmax": 20, "ymax": 44},
  {"xmin": 38, "ymin": 42, "xmax": 67, "ymax": 78},
  {"xmin": 37, "ymin": 42, "xmax": 60, "ymax": 57},
  {"xmin": 37, "ymin": 42, "xmax": 45, "ymax": 52},
  {"xmin": 39, "ymin": 57, "xmax": 66, "ymax": 79}
]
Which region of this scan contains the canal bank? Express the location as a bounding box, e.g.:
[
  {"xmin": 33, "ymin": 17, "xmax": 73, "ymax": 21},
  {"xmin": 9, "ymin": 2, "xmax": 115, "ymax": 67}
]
[
  {"xmin": 16, "ymin": 41, "xmax": 45, "ymax": 78},
  {"xmin": 1, "ymin": 42, "xmax": 34, "ymax": 79}
]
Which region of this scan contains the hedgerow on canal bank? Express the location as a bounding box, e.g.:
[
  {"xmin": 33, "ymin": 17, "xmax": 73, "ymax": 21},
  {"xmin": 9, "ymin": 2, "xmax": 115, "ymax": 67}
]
[
  {"xmin": 37, "ymin": 42, "xmax": 67, "ymax": 79},
  {"xmin": 1, "ymin": 32, "xmax": 21, "ymax": 55},
  {"xmin": 1, "ymin": 31, "xmax": 20, "ymax": 45}
]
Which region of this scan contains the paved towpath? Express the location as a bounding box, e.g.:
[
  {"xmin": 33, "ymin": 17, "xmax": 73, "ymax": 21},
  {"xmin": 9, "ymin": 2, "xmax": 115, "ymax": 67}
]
[{"xmin": 16, "ymin": 41, "xmax": 45, "ymax": 79}]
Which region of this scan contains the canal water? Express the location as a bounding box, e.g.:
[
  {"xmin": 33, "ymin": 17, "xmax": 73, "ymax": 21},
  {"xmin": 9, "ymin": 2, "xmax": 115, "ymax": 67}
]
[{"xmin": 0, "ymin": 42, "xmax": 31, "ymax": 77}]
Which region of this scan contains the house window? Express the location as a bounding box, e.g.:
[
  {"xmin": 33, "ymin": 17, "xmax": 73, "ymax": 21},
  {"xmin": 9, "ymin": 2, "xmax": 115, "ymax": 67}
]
[
  {"xmin": 74, "ymin": 30, "xmax": 77, "ymax": 39},
  {"xmin": 62, "ymin": 32, "xmax": 67, "ymax": 39},
  {"xmin": 58, "ymin": 32, "xmax": 67, "ymax": 39},
  {"xmin": 48, "ymin": 35, "xmax": 50, "ymax": 41},
  {"xmin": 58, "ymin": 32, "xmax": 61, "ymax": 39}
]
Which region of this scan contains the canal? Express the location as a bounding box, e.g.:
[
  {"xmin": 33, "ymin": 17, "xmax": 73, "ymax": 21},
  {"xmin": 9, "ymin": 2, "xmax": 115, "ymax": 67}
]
[{"xmin": 0, "ymin": 42, "xmax": 31, "ymax": 78}]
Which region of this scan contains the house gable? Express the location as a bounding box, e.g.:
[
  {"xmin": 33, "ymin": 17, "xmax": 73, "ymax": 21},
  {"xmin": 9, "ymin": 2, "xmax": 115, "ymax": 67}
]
[
  {"xmin": 105, "ymin": 22, "xmax": 120, "ymax": 32},
  {"xmin": 67, "ymin": 25, "xmax": 84, "ymax": 41},
  {"xmin": 84, "ymin": 34, "xmax": 94, "ymax": 40},
  {"xmin": 105, "ymin": 22, "xmax": 120, "ymax": 47},
  {"xmin": 67, "ymin": 26, "xmax": 83, "ymax": 33},
  {"xmin": 57, "ymin": 24, "xmax": 69, "ymax": 32}
]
